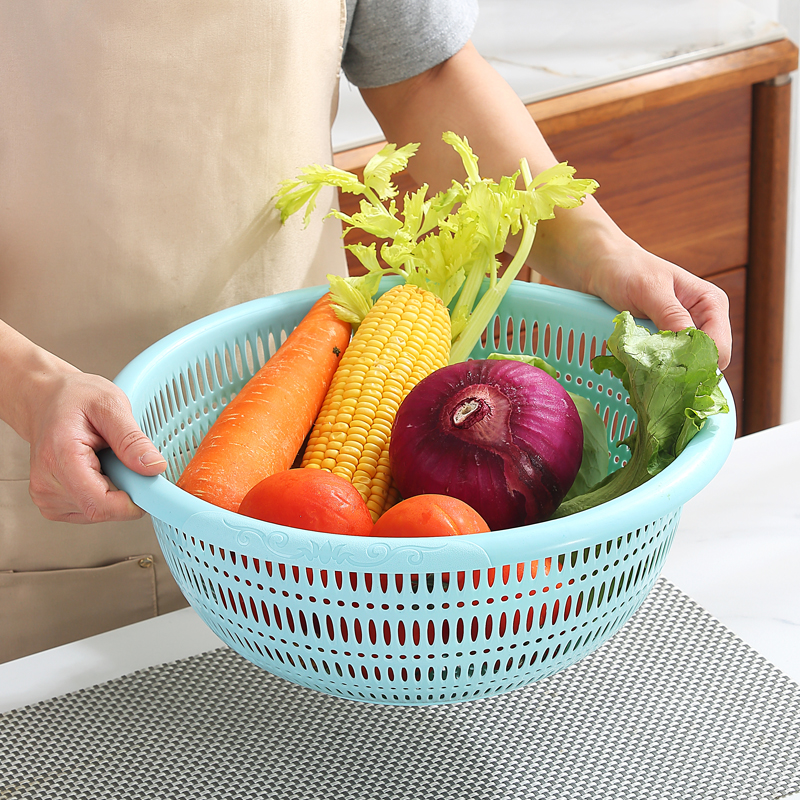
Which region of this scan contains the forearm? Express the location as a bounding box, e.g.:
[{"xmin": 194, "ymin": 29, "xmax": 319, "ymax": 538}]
[
  {"xmin": 523, "ymin": 198, "xmax": 632, "ymax": 293},
  {"xmin": 0, "ymin": 319, "xmax": 79, "ymax": 443},
  {"xmin": 361, "ymin": 41, "xmax": 555, "ymax": 188},
  {"xmin": 361, "ymin": 40, "xmax": 732, "ymax": 367},
  {"xmin": 360, "ymin": 40, "xmax": 624, "ymax": 292}
]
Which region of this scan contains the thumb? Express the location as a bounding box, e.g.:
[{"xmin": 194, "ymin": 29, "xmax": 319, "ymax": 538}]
[{"xmin": 97, "ymin": 399, "xmax": 168, "ymax": 477}]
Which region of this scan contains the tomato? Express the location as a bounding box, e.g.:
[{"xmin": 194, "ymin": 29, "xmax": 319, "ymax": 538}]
[
  {"xmin": 238, "ymin": 469, "xmax": 373, "ymax": 536},
  {"xmin": 371, "ymin": 494, "xmax": 490, "ymax": 537}
]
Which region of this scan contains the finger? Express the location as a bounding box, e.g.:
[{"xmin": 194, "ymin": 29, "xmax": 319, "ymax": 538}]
[
  {"xmin": 643, "ymin": 297, "xmax": 695, "ymax": 336},
  {"xmin": 644, "ymin": 296, "xmax": 732, "ymax": 370},
  {"xmin": 39, "ymin": 493, "xmax": 146, "ymax": 524},
  {"xmin": 32, "ymin": 447, "xmax": 147, "ymax": 523},
  {"xmin": 626, "ymin": 274, "xmax": 696, "ymax": 332},
  {"xmin": 93, "ymin": 396, "xmax": 168, "ymax": 476},
  {"xmin": 694, "ymin": 316, "xmax": 732, "ymax": 370},
  {"xmin": 687, "ymin": 300, "xmax": 732, "ymax": 371},
  {"xmin": 77, "ymin": 464, "xmax": 148, "ymax": 523},
  {"xmin": 628, "ymin": 268, "xmax": 732, "ymax": 370},
  {"xmin": 673, "ymin": 278, "xmax": 732, "ymax": 369}
]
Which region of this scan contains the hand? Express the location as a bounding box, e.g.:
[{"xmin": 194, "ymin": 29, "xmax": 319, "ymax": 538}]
[
  {"xmin": 24, "ymin": 369, "xmax": 168, "ymax": 524},
  {"xmin": 1, "ymin": 320, "xmax": 168, "ymax": 524},
  {"xmin": 530, "ymin": 201, "xmax": 733, "ymax": 369},
  {"xmin": 586, "ymin": 239, "xmax": 732, "ymax": 369}
]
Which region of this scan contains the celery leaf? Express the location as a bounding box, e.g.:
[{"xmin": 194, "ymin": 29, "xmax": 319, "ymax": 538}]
[
  {"xmin": 363, "ymin": 142, "xmax": 420, "ymax": 200},
  {"xmin": 275, "ymin": 132, "xmax": 597, "ymax": 349},
  {"xmin": 275, "ymin": 165, "xmax": 366, "ymax": 225}
]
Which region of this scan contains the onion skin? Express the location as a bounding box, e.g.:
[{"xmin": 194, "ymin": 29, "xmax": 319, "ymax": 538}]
[{"xmin": 389, "ymin": 359, "xmax": 584, "ymax": 530}]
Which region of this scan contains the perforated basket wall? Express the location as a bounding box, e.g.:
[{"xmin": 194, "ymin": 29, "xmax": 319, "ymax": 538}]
[{"xmin": 101, "ymin": 280, "xmax": 735, "ymax": 706}]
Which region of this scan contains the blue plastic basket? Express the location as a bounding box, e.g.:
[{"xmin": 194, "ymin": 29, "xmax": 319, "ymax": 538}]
[{"xmin": 101, "ymin": 280, "xmax": 735, "ymax": 706}]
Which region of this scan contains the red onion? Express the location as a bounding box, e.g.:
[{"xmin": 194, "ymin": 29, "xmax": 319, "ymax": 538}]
[{"xmin": 389, "ymin": 359, "xmax": 584, "ymax": 530}]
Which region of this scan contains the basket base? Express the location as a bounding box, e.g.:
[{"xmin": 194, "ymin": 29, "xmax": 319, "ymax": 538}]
[{"xmin": 153, "ymin": 511, "xmax": 678, "ymax": 706}]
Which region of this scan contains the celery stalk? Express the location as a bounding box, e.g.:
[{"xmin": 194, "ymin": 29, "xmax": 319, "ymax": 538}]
[{"xmin": 448, "ymin": 216, "xmax": 536, "ymax": 364}]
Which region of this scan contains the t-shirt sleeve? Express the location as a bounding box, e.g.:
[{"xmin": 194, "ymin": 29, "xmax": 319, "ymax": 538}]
[{"xmin": 342, "ymin": 0, "xmax": 479, "ymax": 88}]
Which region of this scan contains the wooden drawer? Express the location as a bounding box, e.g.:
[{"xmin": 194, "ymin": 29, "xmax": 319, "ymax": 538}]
[
  {"xmin": 540, "ymin": 87, "xmax": 752, "ymax": 279},
  {"xmin": 708, "ymin": 267, "xmax": 746, "ymax": 436}
]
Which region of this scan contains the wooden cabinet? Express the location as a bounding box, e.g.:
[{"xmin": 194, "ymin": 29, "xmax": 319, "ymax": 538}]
[
  {"xmin": 334, "ymin": 39, "xmax": 798, "ymax": 435},
  {"xmin": 541, "ymin": 84, "xmax": 752, "ymax": 434}
]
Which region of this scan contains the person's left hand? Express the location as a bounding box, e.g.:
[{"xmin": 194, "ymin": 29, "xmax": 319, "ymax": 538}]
[
  {"xmin": 526, "ymin": 197, "xmax": 732, "ymax": 369},
  {"xmin": 585, "ymin": 238, "xmax": 732, "ymax": 369}
]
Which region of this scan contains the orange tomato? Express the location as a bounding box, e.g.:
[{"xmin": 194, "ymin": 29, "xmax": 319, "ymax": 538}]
[
  {"xmin": 371, "ymin": 494, "xmax": 490, "ymax": 537},
  {"xmin": 238, "ymin": 469, "xmax": 373, "ymax": 536}
]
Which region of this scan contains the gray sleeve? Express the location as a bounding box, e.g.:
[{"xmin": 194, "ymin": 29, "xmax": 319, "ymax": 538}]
[{"xmin": 342, "ymin": 0, "xmax": 479, "ymax": 89}]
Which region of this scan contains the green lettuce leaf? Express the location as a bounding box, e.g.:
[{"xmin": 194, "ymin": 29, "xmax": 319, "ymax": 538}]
[
  {"xmin": 563, "ymin": 393, "xmax": 610, "ymax": 502},
  {"xmin": 552, "ymin": 311, "xmax": 729, "ymax": 518},
  {"xmin": 487, "ymin": 351, "xmax": 558, "ymax": 378}
]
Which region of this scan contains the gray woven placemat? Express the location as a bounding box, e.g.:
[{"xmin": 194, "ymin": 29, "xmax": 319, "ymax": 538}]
[{"xmin": 2, "ymin": 578, "xmax": 799, "ymax": 800}]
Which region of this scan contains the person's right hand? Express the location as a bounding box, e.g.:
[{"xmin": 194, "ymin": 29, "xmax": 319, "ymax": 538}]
[
  {"xmin": 24, "ymin": 369, "xmax": 168, "ymax": 524},
  {"xmin": 1, "ymin": 321, "xmax": 167, "ymax": 524}
]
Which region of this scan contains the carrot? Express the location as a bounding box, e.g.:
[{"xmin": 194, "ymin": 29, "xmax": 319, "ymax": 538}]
[{"xmin": 177, "ymin": 293, "xmax": 351, "ymax": 511}]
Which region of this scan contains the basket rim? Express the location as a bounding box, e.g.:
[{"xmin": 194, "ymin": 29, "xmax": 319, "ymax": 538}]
[{"xmin": 100, "ymin": 281, "xmax": 736, "ymax": 565}]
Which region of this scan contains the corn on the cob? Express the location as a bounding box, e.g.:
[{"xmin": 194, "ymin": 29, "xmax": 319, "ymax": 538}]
[{"xmin": 302, "ymin": 284, "xmax": 451, "ymax": 521}]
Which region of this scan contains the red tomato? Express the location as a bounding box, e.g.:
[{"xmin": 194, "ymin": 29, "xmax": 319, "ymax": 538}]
[
  {"xmin": 371, "ymin": 494, "xmax": 490, "ymax": 537},
  {"xmin": 238, "ymin": 469, "xmax": 373, "ymax": 536}
]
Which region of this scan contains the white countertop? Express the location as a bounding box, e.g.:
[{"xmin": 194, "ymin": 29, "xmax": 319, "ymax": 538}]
[
  {"xmin": 663, "ymin": 418, "xmax": 800, "ymax": 684},
  {"xmin": 333, "ymin": 0, "xmax": 787, "ymax": 152}
]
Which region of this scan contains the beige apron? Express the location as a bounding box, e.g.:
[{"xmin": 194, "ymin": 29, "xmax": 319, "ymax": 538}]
[{"xmin": 0, "ymin": 0, "xmax": 348, "ymax": 663}]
